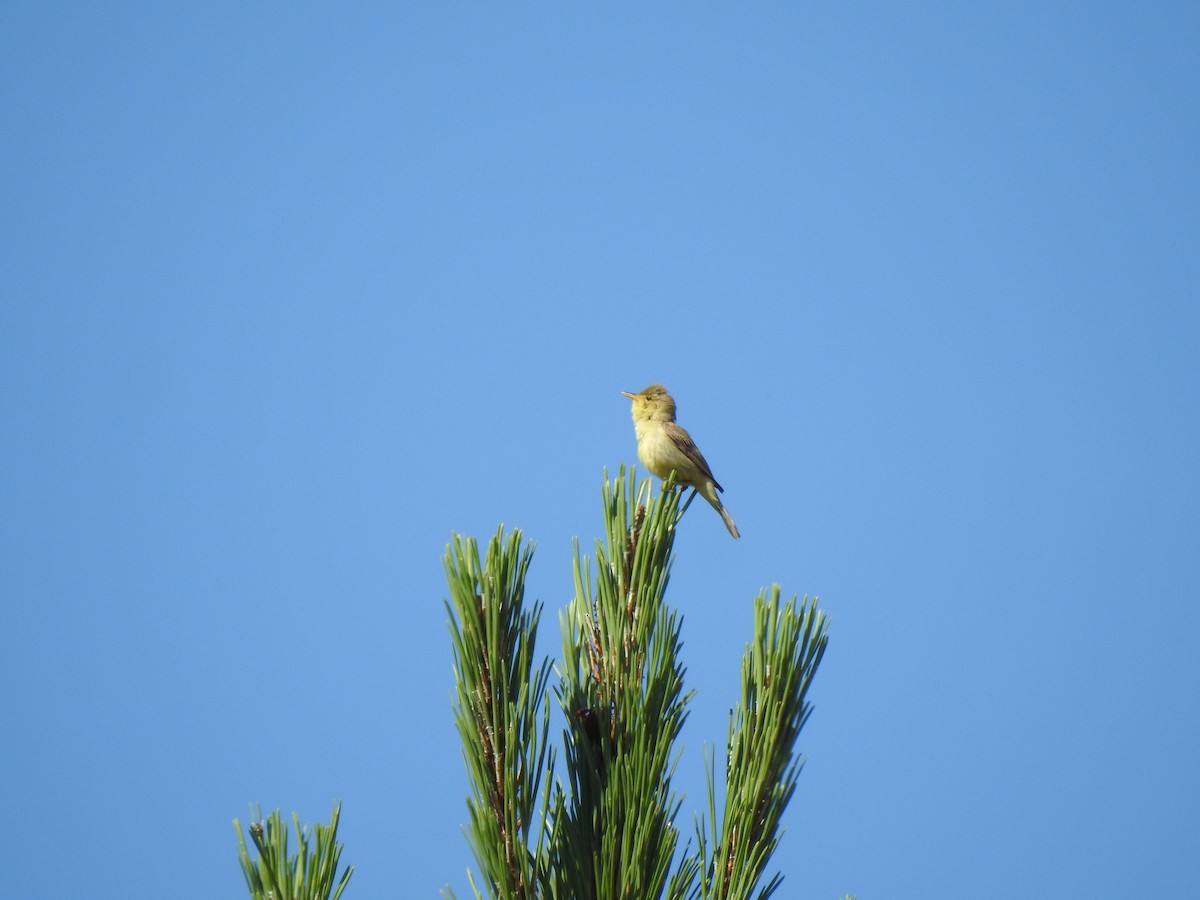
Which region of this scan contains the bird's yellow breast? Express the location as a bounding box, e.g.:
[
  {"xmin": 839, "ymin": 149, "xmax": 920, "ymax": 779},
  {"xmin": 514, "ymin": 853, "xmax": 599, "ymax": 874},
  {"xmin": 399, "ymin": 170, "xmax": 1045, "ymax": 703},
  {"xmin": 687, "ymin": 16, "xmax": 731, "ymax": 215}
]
[{"xmin": 635, "ymin": 422, "xmax": 696, "ymax": 486}]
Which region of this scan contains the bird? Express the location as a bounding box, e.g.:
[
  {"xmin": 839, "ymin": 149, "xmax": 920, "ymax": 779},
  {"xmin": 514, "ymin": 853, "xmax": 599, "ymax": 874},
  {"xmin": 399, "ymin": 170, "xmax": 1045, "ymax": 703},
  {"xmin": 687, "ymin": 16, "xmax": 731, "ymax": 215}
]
[{"xmin": 621, "ymin": 384, "xmax": 740, "ymax": 538}]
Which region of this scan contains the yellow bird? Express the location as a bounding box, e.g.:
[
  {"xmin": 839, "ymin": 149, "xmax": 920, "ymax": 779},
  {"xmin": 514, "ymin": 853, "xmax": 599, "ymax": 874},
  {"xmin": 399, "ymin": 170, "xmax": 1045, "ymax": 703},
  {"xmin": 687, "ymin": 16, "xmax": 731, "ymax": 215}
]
[{"xmin": 621, "ymin": 384, "xmax": 739, "ymax": 539}]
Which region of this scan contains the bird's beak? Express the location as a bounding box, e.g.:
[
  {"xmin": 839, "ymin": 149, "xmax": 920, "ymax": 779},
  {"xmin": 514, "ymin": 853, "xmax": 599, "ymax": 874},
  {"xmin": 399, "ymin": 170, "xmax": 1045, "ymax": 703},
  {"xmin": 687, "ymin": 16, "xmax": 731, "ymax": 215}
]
[{"xmin": 621, "ymin": 391, "xmax": 636, "ymax": 400}]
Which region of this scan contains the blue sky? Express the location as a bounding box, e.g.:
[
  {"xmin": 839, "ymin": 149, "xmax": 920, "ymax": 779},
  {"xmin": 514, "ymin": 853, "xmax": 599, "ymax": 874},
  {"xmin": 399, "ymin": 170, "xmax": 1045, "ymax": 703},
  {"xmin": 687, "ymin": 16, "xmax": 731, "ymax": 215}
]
[{"xmin": 2, "ymin": 3, "xmax": 1197, "ymax": 898}]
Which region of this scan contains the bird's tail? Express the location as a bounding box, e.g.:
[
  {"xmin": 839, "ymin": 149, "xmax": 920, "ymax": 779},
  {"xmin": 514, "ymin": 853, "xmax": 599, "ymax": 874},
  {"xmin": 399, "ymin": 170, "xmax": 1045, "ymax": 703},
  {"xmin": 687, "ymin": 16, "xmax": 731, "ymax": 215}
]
[
  {"xmin": 718, "ymin": 503, "xmax": 740, "ymax": 539},
  {"xmin": 700, "ymin": 481, "xmax": 740, "ymax": 539}
]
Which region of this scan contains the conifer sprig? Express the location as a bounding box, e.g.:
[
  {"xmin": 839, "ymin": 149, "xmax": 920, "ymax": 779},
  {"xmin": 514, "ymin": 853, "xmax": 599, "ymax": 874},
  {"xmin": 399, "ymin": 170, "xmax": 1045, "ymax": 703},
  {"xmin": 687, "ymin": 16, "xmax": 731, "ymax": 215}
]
[
  {"xmin": 553, "ymin": 467, "xmax": 697, "ymax": 899},
  {"xmin": 696, "ymin": 588, "xmax": 829, "ymax": 900},
  {"xmin": 234, "ymin": 803, "xmax": 352, "ymax": 900},
  {"xmin": 445, "ymin": 528, "xmax": 555, "ymax": 899}
]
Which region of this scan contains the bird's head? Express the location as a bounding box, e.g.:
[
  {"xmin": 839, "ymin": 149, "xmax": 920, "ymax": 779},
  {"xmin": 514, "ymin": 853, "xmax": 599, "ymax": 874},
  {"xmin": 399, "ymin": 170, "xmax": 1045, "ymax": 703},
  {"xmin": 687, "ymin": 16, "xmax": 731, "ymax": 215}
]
[{"xmin": 621, "ymin": 384, "xmax": 677, "ymax": 422}]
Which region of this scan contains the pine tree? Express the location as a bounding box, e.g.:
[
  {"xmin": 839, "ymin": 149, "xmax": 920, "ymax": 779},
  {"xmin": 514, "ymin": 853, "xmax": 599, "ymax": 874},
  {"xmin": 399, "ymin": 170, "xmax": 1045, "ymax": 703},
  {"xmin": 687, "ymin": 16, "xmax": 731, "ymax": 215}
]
[{"xmin": 444, "ymin": 467, "xmax": 832, "ymax": 900}]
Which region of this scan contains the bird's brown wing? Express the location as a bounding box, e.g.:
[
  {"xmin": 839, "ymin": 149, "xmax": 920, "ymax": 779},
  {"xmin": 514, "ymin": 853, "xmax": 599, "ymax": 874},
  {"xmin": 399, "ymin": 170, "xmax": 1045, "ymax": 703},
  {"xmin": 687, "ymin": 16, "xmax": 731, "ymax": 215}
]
[{"xmin": 663, "ymin": 421, "xmax": 724, "ymax": 492}]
